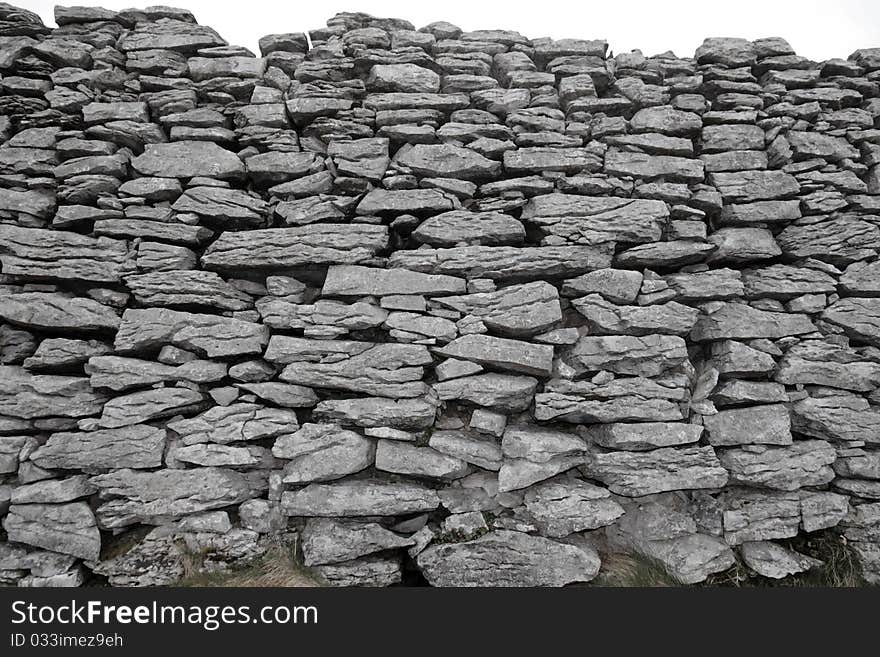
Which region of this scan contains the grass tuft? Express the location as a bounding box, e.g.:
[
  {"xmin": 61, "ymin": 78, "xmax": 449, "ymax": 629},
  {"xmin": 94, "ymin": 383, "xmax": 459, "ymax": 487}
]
[
  {"xmin": 176, "ymin": 544, "xmax": 324, "ymax": 587},
  {"xmin": 593, "ymin": 550, "xmax": 686, "ymax": 587}
]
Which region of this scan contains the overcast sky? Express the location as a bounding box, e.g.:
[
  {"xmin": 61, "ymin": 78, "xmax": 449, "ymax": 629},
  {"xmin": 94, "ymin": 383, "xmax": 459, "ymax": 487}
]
[{"xmin": 26, "ymin": 0, "xmax": 880, "ymax": 61}]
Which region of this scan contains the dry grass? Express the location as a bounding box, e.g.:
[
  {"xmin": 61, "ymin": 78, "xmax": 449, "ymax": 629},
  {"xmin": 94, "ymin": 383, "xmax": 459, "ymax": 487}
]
[
  {"xmin": 593, "ymin": 551, "xmax": 686, "ymax": 587},
  {"xmin": 177, "ymin": 545, "xmax": 324, "ymax": 587}
]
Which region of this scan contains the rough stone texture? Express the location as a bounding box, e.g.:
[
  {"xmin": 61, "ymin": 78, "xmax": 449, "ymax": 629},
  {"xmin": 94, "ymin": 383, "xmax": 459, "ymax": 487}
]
[{"xmin": 1, "ymin": 6, "xmax": 878, "ymax": 589}]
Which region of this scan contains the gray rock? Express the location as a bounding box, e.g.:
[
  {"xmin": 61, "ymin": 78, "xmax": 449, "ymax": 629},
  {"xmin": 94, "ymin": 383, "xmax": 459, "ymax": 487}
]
[
  {"xmin": 535, "ymin": 376, "xmax": 688, "ymax": 423},
  {"xmin": 168, "ymin": 403, "xmax": 298, "ymax": 445},
  {"xmin": 691, "ymin": 302, "xmax": 815, "ymax": 341},
  {"xmin": 433, "ymin": 373, "xmax": 538, "ymax": 412},
  {"xmin": 367, "ymin": 63, "xmax": 440, "ymax": 93},
  {"xmin": 741, "ymin": 264, "xmax": 836, "ymax": 300},
  {"xmin": 503, "ymin": 147, "xmax": 603, "ymax": 174},
  {"xmin": 257, "ymin": 299, "xmax": 387, "ymax": 335},
  {"xmin": 412, "ymin": 210, "xmax": 525, "ymax": 246},
  {"xmin": 740, "ymin": 541, "xmax": 822, "ymax": 579},
  {"xmin": 313, "ymin": 555, "xmax": 402, "ymax": 587},
  {"xmin": 0, "ymin": 225, "xmax": 128, "ymax": 284},
  {"xmin": 434, "ymin": 334, "xmax": 554, "ymax": 376},
  {"xmin": 313, "ymin": 397, "xmax": 437, "ymax": 430},
  {"xmin": 172, "ymin": 444, "xmax": 271, "ymax": 467},
  {"xmin": 776, "ymin": 340, "xmax": 880, "ymax": 391},
  {"xmin": 840, "ymin": 260, "xmax": 880, "ymax": 296},
  {"xmin": 790, "ymin": 393, "xmax": 880, "ymax": 444},
  {"xmin": 703, "ymin": 404, "xmax": 793, "ymax": 446},
  {"xmin": 720, "ymin": 489, "xmax": 801, "ymax": 545},
  {"xmin": 376, "ymin": 440, "xmax": 470, "ymax": 479},
  {"xmin": 604, "ymin": 151, "xmax": 705, "ymax": 183},
  {"xmin": 586, "ymin": 445, "xmax": 727, "ymax": 496},
  {"xmin": 521, "ymin": 194, "xmax": 669, "ymax": 245},
  {"xmin": 322, "ymin": 265, "xmax": 465, "ymax": 297},
  {"xmin": 30, "ymin": 424, "xmax": 166, "ymax": 471},
  {"xmin": 573, "ymin": 294, "xmax": 699, "ymax": 336},
  {"xmin": 171, "ymin": 186, "xmax": 267, "ymax": 228},
  {"xmin": 281, "ymin": 480, "xmax": 440, "ymax": 517},
  {"xmin": 718, "ymin": 440, "xmax": 836, "ymax": 491},
  {"xmin": 0, "ymin": 366, "xmax": 107, "ymax": 419},
  {"xmin": 398, "ymin": 144, "xmax": 501, "ymax": 180},
  {"xmin": 708, "ymin": 340, "xmax": 776, "ymax": 377},
  {"xmin": 566, "ymin": 334, "xmax": 688, "ymax": 377},
  {"xmin": 777, "ymin": 217, "xmax": 880, "ymax": 265},
  {"xmin": 90, "ymin": 467, "xmax": 255, "ymax": 529},
  {"xmin": 3, "ymin": 502, "xmax": 100, "ymax": 561},
  {"xmin": 614, "ymin": 241, "xmax": 717, "ymax": 269},
  {"xmin": 10, "ymin": 475, "xmax": 96, "ymax": 504},
  {"xmin": 719, "ymin": 200, "xmax": 802, "ymax": 226},
  {"xmin": 0, "ymin": 292, "xmax": 120, "ymax": 333},
  {"xmin": 822, "ymin": 297, "xmax": 880, "ymax": 347},
  {"xmin": 563, "ymin": 268, "xmax": 643, "ymax": 304},
  {"xmin": 356, "ymin": 188, "xmax": 458, "ymax": 215},
  {"xmin": 631, "ymin": 106, "xmax": 702, "ymax": 136},
  {"xmin": 265, "ymin": 337, "xmax": 432, "ymax": 398},
  {"xmin": 114, "ymin": 308, "xmax": 269, "ymax": 358},
  {"xmin": 583, "ymin": 422, "xmax": 703, "ymax": 451},
  {"xmin": 97, "ymin": 387, "xmax": 206, "ymax": 428},
  {"xmin": 273, "ymin": 423, "xmax": 374, "ymax": 484},
  {"xmin": 523, "ymin": 479, "xmax": 625, "ymax": 537},
  {"xmin": 202, "ymin": 225, "xmax": 388, "ymax": 271},
  {"xmin": 707, "ymin": 227, "xmax": 780, "ymax": 264},
  {"xmin": 709, "ymin": 170, "xmax": 799, "ymax": 202},
  {"xmin": 301, "ymin": 518, "xmax": 413, "ymax": 566},
  {"xmin": 131, "ymin": 141, "xmax": 244, "ymax": 180},
  {"xmin": 434, "ymin": 281, "xmax": 561, "ymax": 337},
  {"xmin": 428, "ymin": 430, "xmax": 503, "ymax": 470},
  {"xmin": 416, "ymin": 530, "xmax": 601, "ymax": 586},
  {"xmin": 85, "ymin": 355, "xmax": 226, "ymax": 392},
  {"xmin": 237, "ymin": 382, "xmax": 318, "ymax": 408},
  {"xmin": 389, "ymin": 244, "xmax": 613, "ymax": 281}
]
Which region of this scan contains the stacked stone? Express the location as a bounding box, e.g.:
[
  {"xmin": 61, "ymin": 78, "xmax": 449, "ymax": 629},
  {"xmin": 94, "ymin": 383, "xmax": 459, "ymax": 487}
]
[{"xmin": 0, "ymin": 5, "xmax": 879, "ymax": 587}]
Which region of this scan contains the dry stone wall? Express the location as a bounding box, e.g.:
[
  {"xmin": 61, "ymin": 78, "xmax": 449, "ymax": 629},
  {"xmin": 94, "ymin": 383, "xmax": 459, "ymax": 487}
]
[{"xmin": 1, "ymin": 3, "xmax": 880, "ymax": 587}]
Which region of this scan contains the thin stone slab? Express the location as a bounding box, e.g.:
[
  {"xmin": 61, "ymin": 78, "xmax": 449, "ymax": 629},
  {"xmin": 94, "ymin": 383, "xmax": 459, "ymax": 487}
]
[
  {"xmin": 434, "ymin": 335, "xmax": 554, "ymax": 376},
  {"xmin": 131, "ymin": 141, "xmax": 244, "ymax": 180},
  {"xmin": 691, "ymin": 303, "xmax": 815, "ymax": 341},
  {"xmin": 0, "ymin": 366, "xmax": 107, "ymax": 419},
  {"xmin": 202, "ymin": 225, "xmax": 388, "ymax": 271},
  {"xmin": 433, "ymin": 373, "xmax": 538, "ymax": 412},
  {"xmin": 566, "ymin": 334, "xmax": 688, "ymax": 377},
  {"xmin": 281, "ymin": 480, "xmax": 440, "ymax": 517},
  {"xmin": 583, "ymin": 422, "xmax": 703, "ymax": 451},
  {"xmin": 322, "ymin": 265, "xmax": 465, "ymax": 297},
  {"xmin": 3, "ymin": 502, "xmax": 100, "ymax": 561},
  {"xmin": 0, "ymin": 292, "xmax": 120, "ymax": 333},
  {"xmin": 0, "ymin": 225, "xmax": 129, "ymax": 284},
  {"xmin": 703, "ymin": 404, "xmax": 793, "ymax": 446},
  {"xmin": 30, "ymin": 424, "xmax": 166, "ymax": 471},
  {"xmin": 416, "ymin": 530, "xmax": 601, "ymax": 586},
  {"xmin": 822, "ymin": 297, "xmax": 880, "ymax": 347},
  {"xmin": 573, "ymin": 294, "xmax": 699, "ymax": 336}
]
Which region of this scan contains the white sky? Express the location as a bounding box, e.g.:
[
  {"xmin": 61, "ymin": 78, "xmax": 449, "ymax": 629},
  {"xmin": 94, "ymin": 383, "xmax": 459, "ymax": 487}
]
[{"xmin": 23, "ymin": 0, "xmax": 880, "ymax": 61}]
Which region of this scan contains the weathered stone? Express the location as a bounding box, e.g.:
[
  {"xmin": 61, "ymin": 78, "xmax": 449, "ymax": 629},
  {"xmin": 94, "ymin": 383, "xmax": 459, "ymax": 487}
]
[
  {"xmin": 741, "ymin": 264, "xmax": 836, "ymax": 300},
  {"xmin": 428, "ymin": 430, "xmax": 503, "ymax": 470},
  {"xmin": 707, "ymin": 227, "xmax": 780, "ymax": 264},
  {"xmin": 119, "ymin": 18, "xmax": 225, "ymax": 52},
  {"xmin": 433, "ymin": 373, "xmax": 538, "ymax": 412},
  {"xmin": 434, "ymin": 282, "xmax": 561, "ymax": 337},
  {"xmin": 585, "ymin": 446, "xmax": 728, "ymax": 496},
  {"xmin": 791, "ymin": 393, "xmax": 880, "ymax": 444},
  {"xmin": 30, "ymin": 425, "xmax": 166, "ymax": 471},
  {"xmin": 583, "ymin": 422, "xmax": 703, "ymax": 451},
  {"xmin": 97, "ymin": 387, "xmax": 205, "ymax": 428},
  {"xmin": 719, "ymin": 440, "xmax": 836, "ymax": 491},
  {"xmin": 434, "ymin": 334, "xmax": 554, "ymax": 376},
  {"xmin": 171, "ymin": 186, "xmax": 267, "ymax": 228},
  {"xmin": 709, "ymin": 170, "xmax": 800, "ymax": 202},
  {"xmin": 704, "ymin": 404, "xmax": 793, "ymax": 447},
  {"xmin": 265, "ymin": 337, "xmax": 432, "ymax": 398},
  {"xmin": 822, "ymin": 297, "xmax": 880, "ymax": 347},
  {"xmin": 503, "ymin": 147, "xmax": 603, "ymax": 174},
  {"xmin": 840, "ymin": 261, "xmax": 880, "ymax": 296},
  {"xmin": 313, "ymin": 397, "xmax": 437, "ymax": 430},
  {"xmin": 740, "ymin": 541, "xmax": 822, "ymax": 579},
  {"xmin": 85, "ymin": 355, "xmax": 225, "ymax": 392},
  {"xmin": 416, "ymin": 530, "xmax": 600, "ymax": 586},
  {"xmin": 777, "ymin": 217, "xmax": 880, "ymax": 265},
  {"xmin": 322, "ymin": 265, "xmax": 464, "ymax": 297},
  {"xmin": 614, "ymin": 241, "xmax": 716, "ymax": 269},
  {"xmin": 114, "ymin": 308, "xmax": 269, "ymax": 358},
  {"xmin": 0, "ymin": 225, "xmax": 128, "ymax": 284},
  {"xmin": 691, "ymin": 302, "xmax": 815, "ymax": 341},
  {"xmin": 376, "ymin": 440, "xmax": 470, "ymax": 479},
  {"xmin": 0, "ymin": 366, "xmax": 107, "ymax": 419},
  {"xmin": 573, "ymin": 294, "xmax": 699, "ymax": 336},
  {"xmin": 412, "ymin": 210, "xmax": 525, "ymax": 246},
  {"xmin": 0, "ymin": 292, "xmax": 119, "ymax": 333},
  {"xmin": 237, "ymin": 382, "xmax": 317, "ymax": 408},
  {"xmin": 563, "ymin": 268, "xmax": 643, "ymax": 304},
  {"xmin": 719, "ymin": 200, "xmax": 802, "ymax": 226},
  {"xmin": 281, "ymin": 480, "xmax": 440, "ymax": 517},
  {"xmin": 258, "ymin": 299, "xmax": 387, "ymax": 334},
  {"xmin": 168, "ymin": 403, "xmax": 298, "ymax": 445},
  {"xmin": 604, "ymin": 151, "xmax": 705, "ymax": 183},
  {"xmin": 301, "ymin": 518, "xmax": 413, "ymax": 566},
  {"xmin": 3, "ymin": 502, "xmax": 100, "ymax": 561},
  {"xmin": 367, "ymin": 63, "xmax": 440, "ymax": 93},
  {"xmin": 91, "ymin": 466, "xmax": 254, "ymax": 528},
  {"xmin": 272, "ymin": 423, "xmax": 374, "ymax": 484},
  {"xmin": 776, "ymin": 340, "xmax": 880, "ymax": 391},
  {"xmin": 131, "ymin": 141, "xmax": 244, "ymax": 180},
  {"xmin": 398, "ymin": 144, "xmax": 501, "ymax": 180},
  {"xmin": 521, "ymin": 194, "xmax": 669, "ymax": 245},
  {"xmin": 523, "ymin": 479, "xmax": 624, "ymax": 537},
  {"xmin": 566, "ymin": 334, "xmax": 688, "ymax": 377},
  {"xmin": 536, "ymin": 376, "xmax": 688, "ymax": 423},
  {"xmin": 720, "ymin": 489, "xmax": 802, "ymax": 545},
  {"xmin": 202, "ymin": 225, "xmax": 388, "ymax": 271}
]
